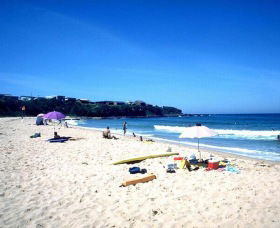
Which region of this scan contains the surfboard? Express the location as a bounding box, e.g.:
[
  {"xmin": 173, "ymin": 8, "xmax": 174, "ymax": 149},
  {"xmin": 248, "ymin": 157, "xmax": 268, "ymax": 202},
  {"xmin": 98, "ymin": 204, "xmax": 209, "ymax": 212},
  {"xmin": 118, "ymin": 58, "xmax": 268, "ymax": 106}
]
[
  {"xmin": 112, "ymin": 152, "xmax": 179, "ymax": 165},
  {"xmin": 121, "ymin": 174, "xmax": 156, "ymax": 187}
]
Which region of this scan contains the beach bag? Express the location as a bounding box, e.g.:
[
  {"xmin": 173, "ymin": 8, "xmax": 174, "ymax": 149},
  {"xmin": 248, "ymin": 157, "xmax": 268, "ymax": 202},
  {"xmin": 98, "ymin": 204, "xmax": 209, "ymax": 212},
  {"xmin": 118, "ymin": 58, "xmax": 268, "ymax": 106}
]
[{"xmin": 129, "ymin": 167, "xmax": 141, "ymax": 174}]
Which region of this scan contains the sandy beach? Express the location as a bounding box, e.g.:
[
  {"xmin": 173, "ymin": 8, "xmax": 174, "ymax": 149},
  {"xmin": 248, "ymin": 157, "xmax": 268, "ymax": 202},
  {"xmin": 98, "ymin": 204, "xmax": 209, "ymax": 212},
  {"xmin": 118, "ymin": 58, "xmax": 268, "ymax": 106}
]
[{"xmin": 0, "ymin": 117, "xmax": 280, "ymax": 228}]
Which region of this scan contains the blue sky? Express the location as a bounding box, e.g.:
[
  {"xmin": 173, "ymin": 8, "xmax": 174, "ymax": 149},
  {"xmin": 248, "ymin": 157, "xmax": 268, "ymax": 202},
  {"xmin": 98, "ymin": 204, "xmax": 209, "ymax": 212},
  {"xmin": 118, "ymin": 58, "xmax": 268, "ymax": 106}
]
[{"xmin": 0, "ymin": 0, "xmax": 279, "ymax": 114}]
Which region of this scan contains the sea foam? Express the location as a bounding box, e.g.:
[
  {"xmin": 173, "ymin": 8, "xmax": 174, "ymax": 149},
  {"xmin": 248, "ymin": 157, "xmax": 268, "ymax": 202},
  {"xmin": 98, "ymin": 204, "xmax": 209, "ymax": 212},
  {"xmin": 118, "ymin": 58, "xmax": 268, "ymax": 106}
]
[
  {"xmin": 149, "ymin": 136, "xmax": 280, "ymax": 161},
  {"xmin": 154, "ymin": 125, "xmax": 280, "ymax": 140}
]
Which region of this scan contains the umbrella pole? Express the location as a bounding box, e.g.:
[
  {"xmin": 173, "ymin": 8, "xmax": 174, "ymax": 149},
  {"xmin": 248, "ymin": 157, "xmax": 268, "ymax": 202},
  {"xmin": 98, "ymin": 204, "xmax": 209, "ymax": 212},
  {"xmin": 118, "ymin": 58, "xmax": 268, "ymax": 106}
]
[{"xmin": 198, "ymin": 138, "xmax": 201, "ymax": 160}]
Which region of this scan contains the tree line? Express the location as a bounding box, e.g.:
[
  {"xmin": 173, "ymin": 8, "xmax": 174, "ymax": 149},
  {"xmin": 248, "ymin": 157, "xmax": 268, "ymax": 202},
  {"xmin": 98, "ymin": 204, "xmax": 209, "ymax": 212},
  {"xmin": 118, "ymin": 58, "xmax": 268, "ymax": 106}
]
[{"xmin": 0, "ymin": 98, "xmax": 182, "ymax": 117}]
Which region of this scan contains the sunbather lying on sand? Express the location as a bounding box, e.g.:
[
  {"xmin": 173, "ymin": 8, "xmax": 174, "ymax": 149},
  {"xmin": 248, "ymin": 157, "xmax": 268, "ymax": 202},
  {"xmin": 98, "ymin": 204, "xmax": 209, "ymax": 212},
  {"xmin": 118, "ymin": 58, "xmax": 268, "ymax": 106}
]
[
  {"xmin": 54, "ymin": 132, "xmax": 61, "ymax": 139},
  {"xmin": 52, "ymin": 132, "xmax": 71, "ymax": 140},
  {"xmin": 139, "ymin": 136, "xmax": 154, "ymax": 142},
  {"xmin": 146, "ymin": 139, "xmax": 154, "ymax": 142},
  {"xmin": 103, "ymin": 127, "xmax": 118, "ymax": 140}
]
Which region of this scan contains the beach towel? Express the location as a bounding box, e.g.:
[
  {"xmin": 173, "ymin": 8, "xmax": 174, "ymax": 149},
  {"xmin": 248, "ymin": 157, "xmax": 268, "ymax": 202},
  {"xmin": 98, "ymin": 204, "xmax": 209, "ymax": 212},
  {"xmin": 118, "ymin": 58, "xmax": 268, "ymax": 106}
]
[
  {"xmin": 225, "ymin": 165, "xmax": 240, "ymax": 174},
  {"xmin": 48, "ymin": 138, "xmax": 68, "ymax": 143},
  {"xmin": 30, "ymin": 133, "xmax": 41, "ymax": 138}
]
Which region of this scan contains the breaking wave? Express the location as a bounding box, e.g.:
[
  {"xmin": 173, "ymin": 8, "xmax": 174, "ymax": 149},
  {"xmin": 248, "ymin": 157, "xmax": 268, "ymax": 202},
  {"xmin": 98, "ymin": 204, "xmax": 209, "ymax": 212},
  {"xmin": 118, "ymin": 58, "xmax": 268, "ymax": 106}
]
[
  {"xmin": 148, "ymin": 136, "xmax": 280, "ymax": 161},
  {"xmin": 154, "ymin": 125, "xmax": 280, "ymax": 140}
]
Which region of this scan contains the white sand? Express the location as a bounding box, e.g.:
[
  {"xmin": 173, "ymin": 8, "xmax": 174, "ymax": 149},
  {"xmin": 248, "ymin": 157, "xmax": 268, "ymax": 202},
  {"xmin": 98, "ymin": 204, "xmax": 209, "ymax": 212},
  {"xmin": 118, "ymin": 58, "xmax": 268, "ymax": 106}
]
[{"xmin": 0, "ymin": 117, "xmax": 280, "ymax": 227}]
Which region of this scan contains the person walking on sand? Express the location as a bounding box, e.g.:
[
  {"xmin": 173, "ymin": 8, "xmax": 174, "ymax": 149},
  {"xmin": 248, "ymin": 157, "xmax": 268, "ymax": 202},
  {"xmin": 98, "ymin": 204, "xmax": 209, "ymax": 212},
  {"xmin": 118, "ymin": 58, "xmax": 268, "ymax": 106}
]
[{"xmin": 123, "ymin": 121, "xmax": 127, "ymax": 135}]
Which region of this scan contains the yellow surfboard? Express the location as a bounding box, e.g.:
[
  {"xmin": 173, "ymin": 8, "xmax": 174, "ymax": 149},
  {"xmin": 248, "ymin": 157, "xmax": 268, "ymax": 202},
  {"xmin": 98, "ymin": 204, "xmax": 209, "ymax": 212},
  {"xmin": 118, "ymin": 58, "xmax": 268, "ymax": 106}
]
[{"xmin": 112, "ymin": 152, "xmax": 179, "ymax": 165}]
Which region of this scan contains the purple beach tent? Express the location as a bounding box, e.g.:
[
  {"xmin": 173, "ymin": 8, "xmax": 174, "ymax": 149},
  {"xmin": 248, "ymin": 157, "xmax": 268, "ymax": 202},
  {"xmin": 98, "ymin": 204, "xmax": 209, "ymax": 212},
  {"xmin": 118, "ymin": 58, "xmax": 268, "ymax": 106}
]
[
  {"xmin": 43, "ymin": 111, "xmax": 66, "ymax": 132},
  {"xmin": 44, "ymin": 111, "xmax": 65, "ymax": 120}
]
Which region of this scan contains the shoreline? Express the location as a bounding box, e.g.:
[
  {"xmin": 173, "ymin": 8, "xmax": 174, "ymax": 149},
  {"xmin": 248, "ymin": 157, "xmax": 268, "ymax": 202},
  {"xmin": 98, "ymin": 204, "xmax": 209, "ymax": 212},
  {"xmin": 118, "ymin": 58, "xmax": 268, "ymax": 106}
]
[
  {"xmin": 71, "ymin": 122, "xmax": 280, "ymax": 164},
  {"xmin": 1, "ymin": 117, "xmax": 279, "ymax": 164}
]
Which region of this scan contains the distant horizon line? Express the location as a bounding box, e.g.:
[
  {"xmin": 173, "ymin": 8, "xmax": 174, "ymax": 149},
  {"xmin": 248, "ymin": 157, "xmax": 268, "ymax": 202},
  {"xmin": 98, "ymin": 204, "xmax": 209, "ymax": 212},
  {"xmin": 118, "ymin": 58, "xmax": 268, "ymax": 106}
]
[{"xmin": 183, "ymin": 113, "xmax": 280, "ymax": 115}]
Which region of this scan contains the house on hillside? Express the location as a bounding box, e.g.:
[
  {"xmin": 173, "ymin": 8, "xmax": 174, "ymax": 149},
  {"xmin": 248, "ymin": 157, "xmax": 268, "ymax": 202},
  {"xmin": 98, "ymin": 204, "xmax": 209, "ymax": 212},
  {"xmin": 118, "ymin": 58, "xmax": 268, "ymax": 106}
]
[
  {"xmin": 92, "ymin": 101, "xmax": 114, "ymax": 105},
  {"xmin": 45, "ymin": 96, "xmax": 55, "ymax": 99},
  {"xmin": 34, "ymin": 97, "xmax": 47, "ymax": 100},
  {"xmin": 134, "ymin": 100, "xmax": 146, "ymax": 106},
  {"xmin": 92, "ymin": 101, "xmax": 126, "ymax": 105},
  {"xmin": 0, "ymin": 94, "xmax": 10, "ymax": 99},
  {"xmin": 65, "ymin": 97, "xmax": 76, "ymax": 102},
  {"xmin": 45, "ymin": 95, "xmax": 65, "ymax": 102},
  {"xmin": 19, "ymin": 96, "xmax": 35, "ymax": 101},
  {"xmin": 56, "ymin": 96, "xmax": 65, "ymax": 102},
  {"xmin": 114, "ymin": 101, "xmax": 125, "ymax": 105}
]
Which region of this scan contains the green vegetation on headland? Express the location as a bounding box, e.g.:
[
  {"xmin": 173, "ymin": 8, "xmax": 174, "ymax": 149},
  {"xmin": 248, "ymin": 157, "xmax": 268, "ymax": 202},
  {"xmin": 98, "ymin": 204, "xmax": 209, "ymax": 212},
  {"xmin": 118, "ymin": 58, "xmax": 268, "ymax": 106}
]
[{"xmin": 0, "ymin": 95, "xmax": 182, "ymax": 117}]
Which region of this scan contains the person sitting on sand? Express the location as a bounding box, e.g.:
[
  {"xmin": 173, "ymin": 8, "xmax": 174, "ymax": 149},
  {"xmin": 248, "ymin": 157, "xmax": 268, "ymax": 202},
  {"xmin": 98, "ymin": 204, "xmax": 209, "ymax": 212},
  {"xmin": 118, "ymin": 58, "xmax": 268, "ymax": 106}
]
[
  {"xmin": 139, "ymin": 136, "xmax": 154, "ymax": 142},
  {"xmin": 146, "ymin": 139, "xmax": 154, "ymax": 142},
  {"xmin": 54, "ymin": 132, "xmax": 61, "ymax": 139},
  {"xmin": 103, "ymin": 127, "xmax": 118, "ymax": 139},
  {"xmin": 103, "ymin": 127, "xmax": 110, "ymax": 138}
]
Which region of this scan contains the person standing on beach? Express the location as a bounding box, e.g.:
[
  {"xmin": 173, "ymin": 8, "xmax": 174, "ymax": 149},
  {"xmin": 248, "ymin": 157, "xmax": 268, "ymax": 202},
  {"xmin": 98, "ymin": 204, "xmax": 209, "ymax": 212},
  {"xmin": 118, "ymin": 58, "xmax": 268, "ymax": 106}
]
[
  {"xmin": 21, "ymin": 105, "xmax": 26, "ymax": 119},
  {"xmin": 123, "ymin": 121, "xmax": 127, "ymax": 135}
]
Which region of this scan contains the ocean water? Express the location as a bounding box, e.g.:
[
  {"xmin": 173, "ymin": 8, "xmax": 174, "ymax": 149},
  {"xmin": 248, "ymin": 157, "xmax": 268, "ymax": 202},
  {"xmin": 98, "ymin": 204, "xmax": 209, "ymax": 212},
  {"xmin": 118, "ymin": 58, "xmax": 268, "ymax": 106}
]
[{"xmin": 69, "ymin": 114, "xmax": 280, "ymax": 161}]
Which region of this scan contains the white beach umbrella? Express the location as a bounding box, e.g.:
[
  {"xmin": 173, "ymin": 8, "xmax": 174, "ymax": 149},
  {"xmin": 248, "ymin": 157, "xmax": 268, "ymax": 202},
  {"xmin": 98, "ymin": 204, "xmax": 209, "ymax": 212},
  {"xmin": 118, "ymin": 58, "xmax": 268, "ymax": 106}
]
[{"xmin": 179, "ymin": 123, "xmax": 218, "ymax": 160}]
